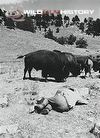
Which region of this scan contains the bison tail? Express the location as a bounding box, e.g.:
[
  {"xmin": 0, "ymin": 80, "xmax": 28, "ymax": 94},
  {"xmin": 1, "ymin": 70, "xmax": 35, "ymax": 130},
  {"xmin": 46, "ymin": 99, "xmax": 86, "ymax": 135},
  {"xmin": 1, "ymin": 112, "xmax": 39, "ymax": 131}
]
[{"xmin": 17, "ymin": 55, "xmax": 25, "ymax": 59}]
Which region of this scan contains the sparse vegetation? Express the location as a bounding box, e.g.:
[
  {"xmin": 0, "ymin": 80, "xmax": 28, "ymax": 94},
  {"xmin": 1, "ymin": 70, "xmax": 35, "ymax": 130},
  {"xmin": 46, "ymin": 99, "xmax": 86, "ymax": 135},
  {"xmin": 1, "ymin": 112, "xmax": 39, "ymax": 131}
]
[
  {"xmin": 67, "ymin": 34, "xmax": 76, "ymax": 45},
  {"xmin": 16, "ymin": 17, "xmax": 35, "ymax": 32},
  {"xmin": 56, "ymin": 36, "xmax": 67, "ymax": 45},
  {"xmin": 56, "ymin": 28, "xmax": 59, "ymax": 33},
  {"xmin": 79, "ymin": 22, "xmax": 85, "ymax": 32},
  {"xmin": 76, "ymin": 37, "xmax": 88, "ymax": 48},
  {"xmin": 4, "ymin": 17, "xmax": 15, "ymax": 29},
  {"xmin": 44, "ymin": 31, "xmax": 77, "ymax": 46},
  {"xmin": 44, "ymin": 28, "xmax": 53, "ymax": 39}
]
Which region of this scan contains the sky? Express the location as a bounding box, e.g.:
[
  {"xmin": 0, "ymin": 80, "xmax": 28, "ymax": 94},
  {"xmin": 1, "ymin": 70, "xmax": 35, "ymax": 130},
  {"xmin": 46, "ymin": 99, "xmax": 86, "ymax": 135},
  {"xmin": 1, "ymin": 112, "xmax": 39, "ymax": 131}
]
[
  {"xmin": 0, "ymin": 0, "xmax": 100, "ymax": 21},
  {"xmin": 0, "ymin": 0, "xmax": 22, "ymax": 4}
]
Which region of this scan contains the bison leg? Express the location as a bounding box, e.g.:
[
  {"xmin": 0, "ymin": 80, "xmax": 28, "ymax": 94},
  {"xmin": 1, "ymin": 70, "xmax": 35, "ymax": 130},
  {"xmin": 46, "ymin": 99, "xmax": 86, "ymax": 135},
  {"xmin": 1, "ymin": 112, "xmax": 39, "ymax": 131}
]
[
  {"xmin": 84, "ymin": 67, "xmax": 88, "ymax": 78},
  {"xmin": 28, "ymin": 68, "xmax": 32, "ymax": 79},
  {"xmin": 62, "ymin": 65, "xmax": 69, "ymax": 79},
  {"xmin": 88, "ymin": 67, "xmax": 93, "ymax": 78},
  {"xmin": 42, "ymin": 70, "xmax": 48, "ymax": 82},
  {"xmin": 84, "ymin": 66, "xmax": 92, "ymax": 78},
  {"xmin": 55, "ymin": 76, "xmax": 65, "ymax": 82},
  {"xmin": 85, "ymin": 66, "xmax": 92, "ymax": 78},
  {"xmin": 23, "ymin": 67, "xmax": 28, "ymax": 79},
  {"xmin": 64, "ymin": 71, "xmax": 69, "ymax": 80}
]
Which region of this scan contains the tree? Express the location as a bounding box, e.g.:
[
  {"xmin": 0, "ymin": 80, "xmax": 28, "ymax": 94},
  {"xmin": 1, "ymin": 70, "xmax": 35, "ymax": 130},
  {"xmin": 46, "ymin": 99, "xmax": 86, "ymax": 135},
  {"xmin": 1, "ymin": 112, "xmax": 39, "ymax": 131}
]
[
  {"xmin": 72, "ymin": 15, "xmax": 80, "ymax": 25},
  {"xmin": 35, "ymin": 14, "xmax": 42, "ymax": 27},
  {"xmin": 84, "ymin": 18, "xmax": 87, "ymax": 24},
  {"xmin": 76, "ymin": 38, "xmax": 88, "ymax": 48},
  {"xmin": 55, "ymin": 14, "xmax": 63, "ymax": 27},
  {"xmin": 85, "ymin": 19, "xmax": 94, "ymax": 35},
  {"xmin": 67, "ymin": 34, "xmax": 76, "ymax": 45},
  {"xmin": 16, "ymin": 17, "xmax": 35, "ymax": 32},
  {"xmin": 92, "ymin": 19, "xmax": 100, "ymax": 37},
  {"xmin": 50, "ymin": 13, "xmax": 55, "ymax": 20},
  {"xmin": 44, "ymin": 28, "xmax": 53, "ymax": 39},
  {"xmin": 56, "ymin": 28, "xmax": 59, "ymax": 33},
  {"xmin": 4, "ymin": 17, "xmax": 15, "ymax": 29},
  {"xmin": 72, "ymin": 17, "xmax": 75, "ymax": 24},
  {"xmin": 74, "ymin": 15, "xmax": 80, "ymax": 22},
  {"xmin": 79, "ymin": 22, "xmax": 85, "ymax": 32},
  {"xmin": 64, "ymin": 15, "xmax": 70, "ymax": 24},
  {"xmin": 41, "ymin": 12, "xmax": 50, "ymax": 28},
  {"xmin": 87, "ymin": 17, "xmax": 93, "ymax": 23}
]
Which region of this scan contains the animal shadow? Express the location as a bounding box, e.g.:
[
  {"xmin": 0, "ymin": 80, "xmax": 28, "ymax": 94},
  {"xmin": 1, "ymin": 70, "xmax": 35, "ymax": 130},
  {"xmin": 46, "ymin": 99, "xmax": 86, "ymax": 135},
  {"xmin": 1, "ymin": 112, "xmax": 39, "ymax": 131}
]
[
  {"xmin": 80, "ymin": 76, "xmax": 86, "ymax": 79},
  {"xmin": 24, "ymin": 77, "xmax": 57, "ymax": 82}
]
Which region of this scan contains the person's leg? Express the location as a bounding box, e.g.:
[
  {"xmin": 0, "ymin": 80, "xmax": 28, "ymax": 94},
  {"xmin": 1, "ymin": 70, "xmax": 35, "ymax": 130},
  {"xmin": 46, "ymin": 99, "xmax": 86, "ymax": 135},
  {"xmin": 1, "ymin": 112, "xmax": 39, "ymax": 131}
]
[
  {"xmin": 48, "ymin": 94, "xmax": 70, "ymax": 112},
  {"xmin": 34, "ymin": 98, "xmax": 49, "ymax": 113}
]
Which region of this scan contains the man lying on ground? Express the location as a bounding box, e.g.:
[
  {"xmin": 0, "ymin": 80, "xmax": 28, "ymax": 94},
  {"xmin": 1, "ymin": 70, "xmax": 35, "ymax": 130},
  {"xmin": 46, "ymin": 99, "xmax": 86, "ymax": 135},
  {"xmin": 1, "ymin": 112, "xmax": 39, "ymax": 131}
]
[{"xmin": 29, "ymin": 87, "xmax": 89, "ymax": 115}]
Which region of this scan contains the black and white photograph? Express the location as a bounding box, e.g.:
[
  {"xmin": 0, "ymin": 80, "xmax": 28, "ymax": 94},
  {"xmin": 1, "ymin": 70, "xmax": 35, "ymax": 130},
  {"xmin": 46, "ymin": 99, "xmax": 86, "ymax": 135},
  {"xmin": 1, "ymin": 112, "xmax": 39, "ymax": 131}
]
[{"xmin": 0, "ymin": 0, "xmax": 100, "ymax": 137}]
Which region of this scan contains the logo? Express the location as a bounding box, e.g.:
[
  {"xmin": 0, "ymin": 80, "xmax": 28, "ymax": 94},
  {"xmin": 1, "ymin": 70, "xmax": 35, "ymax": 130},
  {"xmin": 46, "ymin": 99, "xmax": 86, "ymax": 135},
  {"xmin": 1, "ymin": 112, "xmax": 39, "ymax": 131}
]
[
  {"xmin": 23, "ymin": 9, "xmax": 94, "ymax": 15},
  {"xmin": 5, "ymin": 10, "xmax": 25, "ymax": 21}
]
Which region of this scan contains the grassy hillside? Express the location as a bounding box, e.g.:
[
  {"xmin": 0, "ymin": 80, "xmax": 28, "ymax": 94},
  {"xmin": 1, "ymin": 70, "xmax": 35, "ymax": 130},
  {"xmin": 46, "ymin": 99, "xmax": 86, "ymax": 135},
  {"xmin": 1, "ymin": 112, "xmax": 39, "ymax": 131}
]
[
  {"xmin": 0, "ymin": 25, "xmax": 100, "ymax": 62},
  {"xmin": 0, "ymin": 26, "xmax": 66, "ymax": 62},
  {"xmin": 52, "ymin": 25, "xmax": 100, "ymax": 50}
]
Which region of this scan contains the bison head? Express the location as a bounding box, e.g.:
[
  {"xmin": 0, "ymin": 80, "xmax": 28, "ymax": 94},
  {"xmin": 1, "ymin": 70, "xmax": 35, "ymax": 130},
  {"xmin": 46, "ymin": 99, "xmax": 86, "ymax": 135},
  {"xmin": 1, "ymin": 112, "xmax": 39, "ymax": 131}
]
[
  {"xmin": 70, "ymin": 64, "xmax": 81, "ymax": 76},
  {"xmin": 93, "ymin": 60, "xmax": 100, "ymax": 72}
]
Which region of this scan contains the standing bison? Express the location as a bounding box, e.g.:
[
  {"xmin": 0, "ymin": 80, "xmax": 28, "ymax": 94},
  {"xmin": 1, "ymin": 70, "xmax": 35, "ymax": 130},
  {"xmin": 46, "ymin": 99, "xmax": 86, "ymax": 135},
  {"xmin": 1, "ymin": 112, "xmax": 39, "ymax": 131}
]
[
  {"xmin": 90, "ymin": 55, "xmax": 100, "ymax": 73},
  {"xmin": 75, "ymin": 55, "xmax": 93, "ymax": 78},
  {"xmin": 17, "ymin": 50, "xmax": 70, "ymax": 82},
  {"xmin": 53, "ymin": 50, "xmax": 81, "ymax": 77}
]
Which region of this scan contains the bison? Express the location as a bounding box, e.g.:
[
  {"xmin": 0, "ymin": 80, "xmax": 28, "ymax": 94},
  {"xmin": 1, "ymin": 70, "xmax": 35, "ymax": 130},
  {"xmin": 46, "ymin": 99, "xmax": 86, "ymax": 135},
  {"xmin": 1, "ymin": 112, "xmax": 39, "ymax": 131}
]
[
  {"xmin": 17, "ymin": 50, "xmax": 70, "ymax": 82},
  {"xmin": 53, "ymin": 50, "xmax": 81, "ymax": 77},
  {"xmin": 75, "ymin": 55, "xmax": 93, "ymax": 78},
  {"xmin": 90, "ymin": 54, "xmax": 100, "ymax": 73}
]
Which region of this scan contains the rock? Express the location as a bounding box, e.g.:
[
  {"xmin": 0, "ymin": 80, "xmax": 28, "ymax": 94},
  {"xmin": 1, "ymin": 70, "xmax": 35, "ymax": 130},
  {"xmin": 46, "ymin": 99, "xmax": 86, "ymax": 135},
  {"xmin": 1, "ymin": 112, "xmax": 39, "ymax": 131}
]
[
  {"xmin": 0, "ymin": 95, "xmax": 8, "ymax": 108},
  {"xmin": 90, "ymin": 119, "xmax": 100, "ymax": 137}
]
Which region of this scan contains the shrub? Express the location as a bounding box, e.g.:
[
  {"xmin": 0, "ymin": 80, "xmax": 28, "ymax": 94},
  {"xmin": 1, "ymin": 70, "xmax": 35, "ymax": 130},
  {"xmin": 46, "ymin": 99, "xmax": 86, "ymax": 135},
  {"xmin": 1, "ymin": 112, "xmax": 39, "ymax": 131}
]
[
  {"xmin": 67, "ymin": 34, "xmax": 76, "ymax": 45},
  {"xmin": 79, "ymin": 22, "xmax": 84, "ymax": 32},
  {"xmin": 76, "ymin": 37, "xmax": 88, "ymax": 48},
  {"xmin": 56, "ymin": 28, "xmax": 59, "ymax": 33},
  {"xmin": 44, "ymin": 29, "xmax": 77, "ymax": 46},
  {"xmin": 56, "ymin": 35, "xmax": 76, "ymax": 45},
  {"xmin": 52, "ymin": 36, "xmax": 58, "ymax": 42},
  {"xmin": 44, "ymin": 28, "xmax": 53, "ymax": 39},
  {"xmin": 4, "ymin": 17, "xmax": 15, "ymax": 29},
  {"xmin": 56, "ymin": 36, "xmax": 67, "ymax": 45},
  {"xmin": 16, "ymin": 18, "xmax": 35, "ymax": 32}
]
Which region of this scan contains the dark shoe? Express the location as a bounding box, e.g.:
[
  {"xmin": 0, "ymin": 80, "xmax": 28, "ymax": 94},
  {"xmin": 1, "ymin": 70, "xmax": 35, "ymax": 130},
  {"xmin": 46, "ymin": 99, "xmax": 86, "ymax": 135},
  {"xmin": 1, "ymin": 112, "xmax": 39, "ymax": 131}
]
[
  {"xmin": 34, "ymin": 105, "xmax": 44, "ymax": 113},
  {"xmin": 41, "ymin": 108, "xmax": 50, "ymax": 115},
  {"xmin": 23, "ymin": 77, "xmax": 26, "ymax": 80}
]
